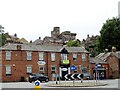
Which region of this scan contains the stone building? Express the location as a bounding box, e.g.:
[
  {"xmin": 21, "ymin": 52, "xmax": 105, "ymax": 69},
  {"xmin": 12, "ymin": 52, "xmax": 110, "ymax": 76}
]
[
  {"xmin": 5, "ymin": 33, "xmax": 28, "ymax": 44},
  {"xmin": 82, "ymin": 34, "xmax": 99, "ymax": 56},
  {"xmin": 33, "ymin": 27, "xmax": 77, "ymax": 46},
  {"xmin": 0, "ymin": 43, "xmax": 89, "ymax": 82}
]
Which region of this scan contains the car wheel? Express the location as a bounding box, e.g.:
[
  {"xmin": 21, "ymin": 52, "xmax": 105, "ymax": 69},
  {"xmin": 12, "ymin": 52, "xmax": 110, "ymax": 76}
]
[{"xmin": 45, "ymin": 78, "xmax": 49, "ymax": 82}]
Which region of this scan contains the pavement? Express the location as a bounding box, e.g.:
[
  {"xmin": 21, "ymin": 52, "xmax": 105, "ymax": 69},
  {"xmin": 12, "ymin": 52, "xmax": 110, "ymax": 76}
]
[{"xmin": 47, "ymin": 80, "xmax": 107, "ymax": 87}]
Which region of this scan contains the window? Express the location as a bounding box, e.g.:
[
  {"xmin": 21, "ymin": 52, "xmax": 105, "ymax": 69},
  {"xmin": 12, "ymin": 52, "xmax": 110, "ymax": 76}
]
[
  {"xmin": 27, "ymin": 66, "xmax": 32, "ymax": 73},
  {"xmin": 27, "ymin": 51, "xmax": 32, "ymax": 60},
  {"xmin": 82, "ymin": 53, "xmax": 86, "ymax": 61},
  {"xmin": 6, "ymin": 66, "xmax": 11, "ymax": 75},
  {"xmin": 39, "ymin": 52, "xmax": 43, "ymax": 60},
  {"xmin": 51, "ymin": 66, "xmax": 56, "ymax": 74},
  {"xmin": 39, "ymin": 66, "xmax": 44, "ymax": 74},
  {"xmin": 73, "ymin": 54, "xmax": 77, "ymax": 61},
  {"xmin": 79, "ymin": 65, "xmax": 87, "ymax": 73},
  {"xmin": 6, "ymin": 51, "xmax": 11, "ymax": 60},
  {"xmin": 51, "ymin": 53, "xmax": 55, "ymax": 61},
  {"xmin": 61, "ymin": 54, "xmax": 67, "ymax": 60}
]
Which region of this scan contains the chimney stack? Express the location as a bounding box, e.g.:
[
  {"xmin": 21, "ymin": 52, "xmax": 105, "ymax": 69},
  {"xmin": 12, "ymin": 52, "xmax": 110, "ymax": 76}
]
[{"xmin": 17, "ymin": 45, "xmax": 21, "ymax": 50}]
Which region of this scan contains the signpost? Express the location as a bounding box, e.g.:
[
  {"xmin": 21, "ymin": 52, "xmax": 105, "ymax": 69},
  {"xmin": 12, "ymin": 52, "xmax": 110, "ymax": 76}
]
[{"xmin": 95, "ymin": 64, "xmax": 98, "ymax": 84}]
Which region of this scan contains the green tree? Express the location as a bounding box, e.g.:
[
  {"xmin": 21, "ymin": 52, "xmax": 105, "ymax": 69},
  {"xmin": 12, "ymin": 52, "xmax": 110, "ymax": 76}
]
[
  {"xmin": 66, "ymin": 39, "xmax": 81, "ymax": 47},
  {"xmin": 0, "ymin": 25, "xmax": 6, "ymax": 46},
  {"xmin": 96, "ymin": 17, "xmax": 120, "ymax": 53}
]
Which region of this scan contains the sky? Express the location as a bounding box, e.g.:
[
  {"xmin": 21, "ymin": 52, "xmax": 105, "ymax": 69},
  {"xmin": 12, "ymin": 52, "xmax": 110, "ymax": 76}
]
[{"xmin": 0, "ymin": 0, "xmax": 120, "ymax": 42}]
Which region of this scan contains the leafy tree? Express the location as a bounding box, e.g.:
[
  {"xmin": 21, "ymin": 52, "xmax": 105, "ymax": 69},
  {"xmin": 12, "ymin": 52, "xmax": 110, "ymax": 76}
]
[
  {"xmin": 96, "ymin": 17, "xmax": 120, "ymax": 53},
  {"xmin": 66, "ymin": 39, "xmax": 81, "ymax": 47},
  {"xmin": 0, "ymin": 25, "xmax": 6, "ymax": 46}
]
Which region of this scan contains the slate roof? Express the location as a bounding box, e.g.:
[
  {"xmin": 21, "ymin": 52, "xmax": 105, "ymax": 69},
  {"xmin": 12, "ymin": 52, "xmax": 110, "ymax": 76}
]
[
  {"xmin": 33, "ymin": 39, "xmax": 43, "ymax": 45},
  {"xmin": 90, "ymin": 57, "xmax": 107, "ymax": 64},
  {"xmin": 0, "ymin": 43, "xmax": 89, "ymax": 53},
  {"xmin": 95, "ymin": 51, "xmax": 120, "ymax": 61}
]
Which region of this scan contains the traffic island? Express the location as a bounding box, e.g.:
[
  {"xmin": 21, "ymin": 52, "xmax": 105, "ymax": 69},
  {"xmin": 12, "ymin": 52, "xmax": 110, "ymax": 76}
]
[{"xmin": 47, "ymin": 82, "xmax": 107, "ymax": 87}]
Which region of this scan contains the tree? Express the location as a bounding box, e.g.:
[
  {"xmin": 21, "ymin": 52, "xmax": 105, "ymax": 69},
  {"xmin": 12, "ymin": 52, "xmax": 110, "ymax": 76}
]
[
  {"xmin": 0, "ymin": 25, "xmax": 4, "ymax": 33},
  {"xmin": 0, "ymin": 25, "xmax": 6, "ymax": 46},
  {"xmin": 96, "ymin": 17, "xmax": 120, "ymax": 53},
  {"xmin": 66, "ymin": 39, "xmax": 81, "ymax": 47}
]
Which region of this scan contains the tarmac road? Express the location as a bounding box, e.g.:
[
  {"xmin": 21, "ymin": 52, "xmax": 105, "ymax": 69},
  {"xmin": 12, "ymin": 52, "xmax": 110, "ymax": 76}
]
[{"xmin": 1, "ymin": 88, "xmax": 119, "ymax": 90}]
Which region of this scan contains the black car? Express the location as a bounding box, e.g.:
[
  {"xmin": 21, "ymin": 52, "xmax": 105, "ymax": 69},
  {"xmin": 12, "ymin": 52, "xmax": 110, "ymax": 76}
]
[{"xmin": 28, "ymin": 73, "xmax": 49, "ymax": 83}]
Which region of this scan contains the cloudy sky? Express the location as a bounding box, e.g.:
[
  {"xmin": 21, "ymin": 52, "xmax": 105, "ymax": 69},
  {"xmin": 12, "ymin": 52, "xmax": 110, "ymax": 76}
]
[{"xmin": 0, "ymin": 0, "xmax": 119, "ymax": 42}]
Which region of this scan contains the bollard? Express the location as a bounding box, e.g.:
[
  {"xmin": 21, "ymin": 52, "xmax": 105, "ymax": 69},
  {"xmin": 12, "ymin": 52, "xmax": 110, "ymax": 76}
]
[{"xmin": 34, "ymin": 80, "xmax": 41, "ymax": 90}]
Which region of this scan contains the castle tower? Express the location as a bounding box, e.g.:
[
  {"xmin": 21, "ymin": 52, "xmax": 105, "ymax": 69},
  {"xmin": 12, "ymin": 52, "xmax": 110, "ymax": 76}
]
[{"xmin": 51, "ymin": 27, "xmax": 60, "ymax": 38}]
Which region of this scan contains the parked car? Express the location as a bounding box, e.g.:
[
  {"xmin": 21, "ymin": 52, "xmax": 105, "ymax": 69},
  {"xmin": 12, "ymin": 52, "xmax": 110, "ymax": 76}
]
[{"xmin": 28, "ymin": 73, "xmax": 49, "ymax": 83}]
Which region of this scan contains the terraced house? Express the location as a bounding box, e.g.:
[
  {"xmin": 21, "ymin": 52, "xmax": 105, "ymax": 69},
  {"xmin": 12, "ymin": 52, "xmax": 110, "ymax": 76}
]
[{"xmin": 0, "ymin": 43, "xmax": 89, "ymax": 82}]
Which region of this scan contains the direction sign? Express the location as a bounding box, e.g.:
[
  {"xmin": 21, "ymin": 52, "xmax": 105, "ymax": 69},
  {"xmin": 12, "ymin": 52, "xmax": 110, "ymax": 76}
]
[
  {"xmin": 34, "ymin": 80, "xmax": 40, "ymax": 89},
  {"xmin": 34, "ymin": 80, "xmax": 40, "ymax": 86},
  {"xmin": 70, "ymin": 65, "xmax": 77, "ymax": 71},
  {"xmin": 64, "ymin": 73, "xmax": 84, "ymax": 80}
]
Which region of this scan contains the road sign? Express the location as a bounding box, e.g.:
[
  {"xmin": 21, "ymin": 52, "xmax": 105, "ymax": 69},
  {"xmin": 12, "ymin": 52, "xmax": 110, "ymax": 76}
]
[
  {"xmin": 70, "ymin": 65, "xmax": 77, "ymax": 71},
  {"xmin": 64, "ymin": 73, "xmax": 83, "ymax": 80},
  {"xmin": 64, "ymin": 74, "xmax": 69, "ymax": 80},
  {"xmin": 34, "ymin": 80, "xmax": 40, "ymax": 90},
  {"xmin": 95, "ymin": 64, "xmax": 99, "ymax": 70},
  {"xmin": 71, "ymin": 74, "xmax": 75, "ymax": 80}
]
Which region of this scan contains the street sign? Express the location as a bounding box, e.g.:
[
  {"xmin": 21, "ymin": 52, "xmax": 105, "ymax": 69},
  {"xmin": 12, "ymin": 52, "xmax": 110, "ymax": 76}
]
[
  {"xmin": 95, "ymin": 64, "xmax": 98, "ymax": 70},
  {"xmin": 64, "ymin": 73, "xmax": 83, "ymax": 80},
  {"xmin": 70, "ymin": 65, "xmax": 77, "ymax": 71},
  {"xmin": 64, "ymin": 74, "xmax": 69, "ymax": 80},
  {"xmin": 34, "ymin": 80, "xmax": 40, "ymax": 90}
]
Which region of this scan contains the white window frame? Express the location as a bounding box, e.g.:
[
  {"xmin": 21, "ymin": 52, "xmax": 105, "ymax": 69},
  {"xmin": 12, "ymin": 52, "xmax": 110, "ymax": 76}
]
[
  {"xmin": 39, "ymin": 52, "xmax": 44, "ymax": 60},
  {"xmin": 27, "ymin": 66, "xmax": 32, "ymax": 73},
  {"xmin": 27, "ymin": 51, "xmax": 32, "ymax": 60},
  {"xmin": 73, "ymin": 54, "xmax": 77, "ymax": 61},
  {"xmin": 6, "ymin": 66, "xmax": 11, "ymax": 75},
  {"xmin": 6, "ymin": 51, "xmax": 11, "ymax": 60},
  {"xmin": 61, "ymin": 54, "xmax": 68, "ymax": 60},
  {"xmin": 39, "ymin": 66, "xmax": 44, "ymax": 74},
  {"xmin": 51, "ymin": 53, "xmax": 56, "ymax": 61},
  {"xmin": 51, "ymin": 66, "xmax": 56, "ymax": 74},
  {"xmin": 82, "ymin": 53, "xmax": 86, "ymax": 61}
]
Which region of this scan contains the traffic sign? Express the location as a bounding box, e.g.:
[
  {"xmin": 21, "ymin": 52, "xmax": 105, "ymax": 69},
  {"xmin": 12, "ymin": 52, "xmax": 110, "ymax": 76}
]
[
  {"xmin": 64, "ymin": 73, "xmax": 84, "ymax": 80},
  {"xmin": 35, "ymin": 81, "xmax": 40, "ymax": 86},
  {"xmin": 34, "ymin": 80, "xmax": 40, "ymax": 90},
  {"xmin": 95, "ymin": 64, "xmax": 98, "ymax": 70},
  {"xmin": 70, "ymin": 65, "xmax": 77, "ymax": 71}
]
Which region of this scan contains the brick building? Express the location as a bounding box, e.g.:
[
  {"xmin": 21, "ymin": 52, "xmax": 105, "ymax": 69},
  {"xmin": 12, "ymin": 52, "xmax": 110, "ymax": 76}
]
[
  {"xmin": 95, "ymin": 47, "xmax": 120, "ymax": 79},
  {"xmin": 0, "ymin": 43, "xmax": 89, "ymax": 82},
  {"xmin": 90, "ymin": 57, "xmax": 109, "ymax": 80}
]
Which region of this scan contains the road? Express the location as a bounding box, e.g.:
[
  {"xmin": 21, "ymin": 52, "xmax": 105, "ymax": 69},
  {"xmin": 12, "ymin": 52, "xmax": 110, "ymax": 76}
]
[{"xmin": 0, "ymin": 79, "xmax": 119, "ymax": 90}]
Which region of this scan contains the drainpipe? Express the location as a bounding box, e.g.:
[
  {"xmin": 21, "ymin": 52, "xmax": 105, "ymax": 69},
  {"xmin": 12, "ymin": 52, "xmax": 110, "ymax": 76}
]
[{"xmin": 46, "ymin": 52, "xmax": 48, "ymax": 76}]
